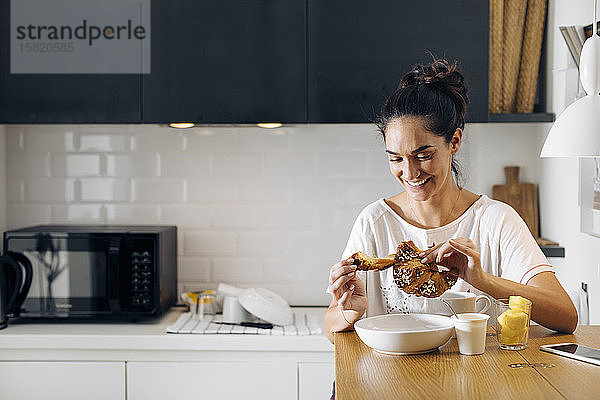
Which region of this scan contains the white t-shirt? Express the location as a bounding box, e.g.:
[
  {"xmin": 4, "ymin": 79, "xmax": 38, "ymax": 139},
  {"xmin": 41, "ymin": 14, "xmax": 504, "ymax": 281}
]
[{"xmin": 341, "ymin": 195, "xmax": 553, "ymax": 317}]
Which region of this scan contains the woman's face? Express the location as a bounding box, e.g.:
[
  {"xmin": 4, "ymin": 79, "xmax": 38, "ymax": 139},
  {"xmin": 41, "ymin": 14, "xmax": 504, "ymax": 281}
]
[{"xmin": 385, "ymin": 117, "xmax": 461, "ymax": 202}]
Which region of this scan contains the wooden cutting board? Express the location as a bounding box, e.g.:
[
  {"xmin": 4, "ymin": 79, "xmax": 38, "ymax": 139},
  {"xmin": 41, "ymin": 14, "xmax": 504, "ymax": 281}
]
[{"xmin": 492, "ymin": 166, "xmax": 539, "ymax": 238}]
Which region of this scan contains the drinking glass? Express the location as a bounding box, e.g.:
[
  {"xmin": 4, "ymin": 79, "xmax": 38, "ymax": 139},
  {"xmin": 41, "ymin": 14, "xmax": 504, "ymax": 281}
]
[
  {"xmin": 191, "ymin": 291, "xmax": 215, "ymax": 321},
  {"xmin": 494, "ymin": 298, "xmax": 531, "ymax": 350}
]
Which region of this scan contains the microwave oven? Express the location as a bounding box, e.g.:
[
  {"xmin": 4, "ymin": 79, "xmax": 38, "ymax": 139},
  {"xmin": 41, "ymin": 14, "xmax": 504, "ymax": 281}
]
[{"xmin": 2, "ymin": 225, "xmax": 177, "ymax": 320}]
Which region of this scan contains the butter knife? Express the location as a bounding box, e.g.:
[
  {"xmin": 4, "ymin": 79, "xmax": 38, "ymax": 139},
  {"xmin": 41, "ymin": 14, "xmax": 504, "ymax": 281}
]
[{"xmin": 215, "ymin": 321, "xmax": 274, "ymax": 329}]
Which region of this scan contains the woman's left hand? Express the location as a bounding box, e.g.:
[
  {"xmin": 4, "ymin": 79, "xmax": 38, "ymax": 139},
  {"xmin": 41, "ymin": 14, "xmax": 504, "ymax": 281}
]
[{"xmin": 419, "ymin": 237, "xmax": 486, "ymax": 287}]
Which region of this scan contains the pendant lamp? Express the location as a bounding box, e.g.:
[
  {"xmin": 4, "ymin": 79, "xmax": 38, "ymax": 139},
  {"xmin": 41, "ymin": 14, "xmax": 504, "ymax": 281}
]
[{"xmin": 540, "ymin": 0, "xmax": 600, "ymax": 157}]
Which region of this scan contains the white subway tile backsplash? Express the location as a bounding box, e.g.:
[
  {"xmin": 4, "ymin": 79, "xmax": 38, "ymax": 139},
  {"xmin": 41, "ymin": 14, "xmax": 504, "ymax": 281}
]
[
  {"xmin": 6, "ymin": 179, "xmax": 24, "ymax": 203},
  {"xmin": 288, "ymin": 232, "xmax": 346, "ymax": 258},
  {"xmin": 264, "ymin": 153, "xmax": 314, "ymax": 177},
  {"xmin": 211, "ymin": 154, "xmax": 262, "ymax": 177},
  {"xmin": 131, "ymin": 127, "xmax": 185, "ymax": 152},
  {"xmin": 185, "ymin": 130, "xmax": 236, "ymax": 153},
  {"xmin": 290, "ymin": 179, "xmax": 342, "ymax": 203},
  {"xmin": 238, "ymin": 231, "xmax": 288, "ymax": 256},
  {"xmin": 133, "ymin": 178, "xmax": 185, "ymax": 203},
  {"xmin": 160, "ymin": 205, "xmax": 210, "ymax": 229},
  {"xmin": 345, "ymin": 180, "xmax": 401, "ymax": 205},
  {"xmin": 263, "ymin": 257, "xmax": 330, "ymax": 283},
  {"xmin": 5, "ymin": 124, "xmax": 401, "ymax": 306},
  {"xmin": 6, "ymin": 127, "xmax": 24, "ymax": 151},
  {"xmin": 288, "ymin": 284, "xmax": 331, "ymax": 306},
  {"xmin": 307, "ymin": 204, "xmax": 337, "ymax": 229},
  {"xmin": 265, "ymin": 205, "xmax": 320, "ymax": 230},
  {"xmin": 210, "ymin": 205, "xmax": 264, "ymax": 230},
  {"xmin": 80, "ymin": 178, "xmax": 130, "ymax": 202},
  {"xmin": 78, "ymin": 126, "xmax": 129, "ymax": 135},
  {"xmin": 160, "ymin": 153, "xmax": 210, "ymax": 177},
  {"xmin": 179, "ymin": 256, "xmax": 211, "ymax": 281},
  {"xmin": 237, "ymin": 129, "xmax": 289, "ymax": 152},
  {"xmin": 79, "ymin": 133, "xmax": 130, "ymax": 152},
  {"xmin": 26, "ymin": 178, "xmax": 75, "ymax": 202},
  {"xmin": 177, "ymin": 230, "xmax": 185, "ymax": 256},
  {"xmin": 332, "ymin": 126, "xmax": 384, "ymax": 151},
  {"xmin": 7, "ymin": 152, "xmax": 49, "ymax": 177},
  {"xmin": 330, "ymin": 206, "xmax": 362, "ymax": 231},
  {"xmin": 366, "ymin": 151, "xmax": 391, "ymax": 176},
  {"xmin": 6, "ymin": 204, "xmax": 51, "ymax": 228},
  {"xmin": 24, "ymin": 127, "xmax": 76, "ymax": 152},
  {"xmin": 105, "ymin": 204, "xmax": 159, "ymax": 224},
  {"xmin": 316, "ymin": 152, "xmax": 368, "ymax": 178},
  {"xmin": 187, "ymin": 178, "xmax": 237, "ymax": 203},
  {"xmin": 52, "ymin": 154, "xmax": 102, "ymax": 177},
  {"xmin": 51, "ymin": 204, "xmax": 104, "ymax": 223},
  {"xmin": 212, "ymin": 257, "xmax": 264, "ymax": 283},
  {"xmin": 106, "ymin": 153, "xmax": 158, "ymax": 177},
  {"xmin": 239, "ymin": 179, "xmax": 288, "ymax": 203},
  {"xmin": 289, "ymin": 124, "xmax": 382, "ymax": 152},
  {"xmin": 184, "ymin": 231, "xmax": 237, "ymax": 256}
]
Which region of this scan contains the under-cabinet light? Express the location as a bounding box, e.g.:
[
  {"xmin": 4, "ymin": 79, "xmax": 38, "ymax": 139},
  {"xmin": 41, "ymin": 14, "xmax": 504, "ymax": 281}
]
[
  {"xmin": 169, "ymin": 123, "xmax": 195, "ymax": 129},
  {"xmin": 257, "ymin": 122, "xmax": 282, "ymax": 129}
]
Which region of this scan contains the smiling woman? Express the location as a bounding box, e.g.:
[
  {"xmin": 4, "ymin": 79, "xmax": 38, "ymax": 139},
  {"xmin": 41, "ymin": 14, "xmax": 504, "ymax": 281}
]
[
  {"xmin": 376, "ymin": 59, "xmax": 471, "ymax": 228},
  {"xmin": 324, "ymin": 58, "xmax": 578, "ymax": 348}
]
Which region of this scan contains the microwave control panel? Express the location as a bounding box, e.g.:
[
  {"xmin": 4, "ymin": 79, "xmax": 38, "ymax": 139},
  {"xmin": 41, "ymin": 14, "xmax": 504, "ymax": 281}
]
[{"xmin": 129, "ymin": 249, "xmax": 154, "ymax": 309}]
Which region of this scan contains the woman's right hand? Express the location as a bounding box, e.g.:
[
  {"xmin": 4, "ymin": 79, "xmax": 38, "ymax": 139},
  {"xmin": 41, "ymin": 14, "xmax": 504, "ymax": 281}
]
[{"xmin": 327, "ymin": 258, "xmax": 367, "ymax": 324}]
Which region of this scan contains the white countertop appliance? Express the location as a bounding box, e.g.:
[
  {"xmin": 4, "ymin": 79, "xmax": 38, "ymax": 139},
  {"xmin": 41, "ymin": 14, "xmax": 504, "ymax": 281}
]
[{"xmin": 2, "ymin": 225, "xmax": 177, "ymax": 323}]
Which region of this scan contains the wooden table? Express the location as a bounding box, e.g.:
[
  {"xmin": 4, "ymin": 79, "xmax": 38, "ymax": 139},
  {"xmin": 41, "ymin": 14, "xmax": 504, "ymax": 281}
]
[{"xmin": 334, "ymin": 325, "xmax": 600, "ymax": 399}]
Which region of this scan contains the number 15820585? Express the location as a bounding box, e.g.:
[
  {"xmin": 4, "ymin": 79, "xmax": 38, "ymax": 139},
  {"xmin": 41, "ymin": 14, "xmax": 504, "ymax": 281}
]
[{"xmin": 19, "ymin": 42, "xmax": 74, "ymax": 53}]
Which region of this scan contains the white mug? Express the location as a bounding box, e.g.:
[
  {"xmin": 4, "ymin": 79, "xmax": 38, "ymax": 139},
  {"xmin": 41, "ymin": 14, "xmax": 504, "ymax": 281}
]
[
  {"xmin": 425, "ymin": 291, "xmax": 491, "ymax": 316},
  {"xmin": 222, "ymin": 296, "xmax": 253, "ymax": 323}
]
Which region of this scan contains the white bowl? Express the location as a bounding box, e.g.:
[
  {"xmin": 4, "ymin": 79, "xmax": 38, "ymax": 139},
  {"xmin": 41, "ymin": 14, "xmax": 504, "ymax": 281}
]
[
  {"xmin": 238, "ymin": 287, "xmax": 293, "ymax": 326},
  {"xmin": 354, "ymin": 313, "xmax": 454, "ymax": 355}
]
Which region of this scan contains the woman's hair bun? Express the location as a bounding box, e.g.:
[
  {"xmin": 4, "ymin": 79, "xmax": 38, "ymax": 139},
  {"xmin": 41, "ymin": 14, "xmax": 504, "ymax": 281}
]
[
  {"xmin": 400, "ymin": 59, "xmax": 465, "ymax": 93},
  {"xmin": 398, "ymin": 58, "xmax": 469, "ymax": 120}
]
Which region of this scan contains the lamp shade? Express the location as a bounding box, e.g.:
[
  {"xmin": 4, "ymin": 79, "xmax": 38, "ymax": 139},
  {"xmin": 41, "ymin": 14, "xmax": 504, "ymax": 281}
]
[
  {"xmin": 541, "ymin": 31, "xmax": 600, "ymax": 157},
  {"xmin": 540, "ymin": 95, "xmax": 600, "ymax": 157}
]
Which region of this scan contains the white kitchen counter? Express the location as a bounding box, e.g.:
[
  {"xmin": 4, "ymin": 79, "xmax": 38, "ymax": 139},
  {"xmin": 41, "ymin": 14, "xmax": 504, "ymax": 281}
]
[
  {"xmin": 0, "ymin": 307, "xmax": 335, "ymax": 400},
  {"xmin": 0, "ymin": 306, "xmax": 333, "ymax": 361}
]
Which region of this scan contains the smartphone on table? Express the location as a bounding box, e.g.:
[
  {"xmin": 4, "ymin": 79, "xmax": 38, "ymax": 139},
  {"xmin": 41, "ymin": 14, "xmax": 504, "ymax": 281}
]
[{"xmin": 540, "ymin": 343, "xmax": 600, "ymax": 366}]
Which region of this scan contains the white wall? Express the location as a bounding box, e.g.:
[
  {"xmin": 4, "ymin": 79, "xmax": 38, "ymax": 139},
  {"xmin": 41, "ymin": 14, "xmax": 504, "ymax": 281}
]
[
  {"xmin": 3, "ymin": 122, "xmax": 548, "ymax": 306},
  {"xmin": 537, "ymin": 0, "xmax": 600, "ymax": 323}
]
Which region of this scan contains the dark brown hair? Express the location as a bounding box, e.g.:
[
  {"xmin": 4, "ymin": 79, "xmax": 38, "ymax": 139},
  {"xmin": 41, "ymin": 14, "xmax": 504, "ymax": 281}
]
[{"xmin": 376, "ymin": 58, "xmax": 469, "ymax": 183}]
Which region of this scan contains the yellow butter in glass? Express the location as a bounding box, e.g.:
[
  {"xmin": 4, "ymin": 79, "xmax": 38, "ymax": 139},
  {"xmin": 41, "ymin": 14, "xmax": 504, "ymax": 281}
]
[
  {"xmin": 508, "ymin": 295, "xmax": 532, "ymax": 313},
  {"xmin": 497, "ymin": 296, "xmax": 531, "ymax": 346}
]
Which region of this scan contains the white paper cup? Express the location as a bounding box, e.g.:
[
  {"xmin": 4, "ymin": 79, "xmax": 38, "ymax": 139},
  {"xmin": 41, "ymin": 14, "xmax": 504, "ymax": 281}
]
[
  {"xmin": 222, "ymin": 296, "xmax": 253, "ymax": 323},
  {"xmin": 452, "ymin": 313, "xmax": 490, "ymax": 355}
]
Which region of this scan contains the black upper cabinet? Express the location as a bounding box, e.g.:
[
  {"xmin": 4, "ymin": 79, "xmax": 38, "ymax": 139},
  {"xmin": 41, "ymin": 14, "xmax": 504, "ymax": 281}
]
[
  {"xmin": 0, "ymin": 0, "xmax": 491, "ymax": 124},
  {"xmin": 0, "ymin": 72, "xmax": 142, "ymax": 123},
  {"xmin": 307, "ymin": 0, "xmax": 489, "ymax": 123},
  {"xmin": 143, "ymin": 0, "xmax": 306, "ymax": 124},
  {"xmin": 0, "ymin": 2, "xmax": 142, "ymax": 123}
]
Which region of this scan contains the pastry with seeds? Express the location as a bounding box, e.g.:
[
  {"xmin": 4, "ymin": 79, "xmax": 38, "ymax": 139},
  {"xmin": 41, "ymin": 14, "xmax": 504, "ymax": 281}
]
[{"xmin": 352, "ymin": 240, "xmax": 458, "ymax": 298}]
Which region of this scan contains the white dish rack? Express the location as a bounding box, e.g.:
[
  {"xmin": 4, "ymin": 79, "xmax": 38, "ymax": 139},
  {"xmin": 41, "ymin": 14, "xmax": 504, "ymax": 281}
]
[{"xmin": 166, "ymin": 310, "xmax": 322, "ymax": 335}]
